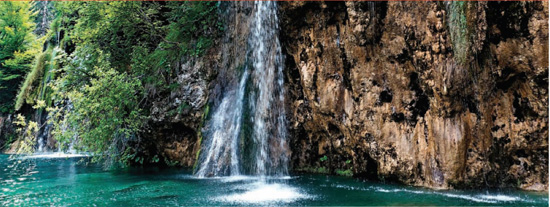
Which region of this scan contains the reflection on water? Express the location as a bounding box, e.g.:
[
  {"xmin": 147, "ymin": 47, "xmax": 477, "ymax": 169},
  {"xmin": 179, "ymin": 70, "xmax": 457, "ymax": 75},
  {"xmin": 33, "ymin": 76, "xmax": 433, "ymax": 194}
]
[{"xmin": 0, "ymin": 154, "xmax": 547, "ymax": 206}]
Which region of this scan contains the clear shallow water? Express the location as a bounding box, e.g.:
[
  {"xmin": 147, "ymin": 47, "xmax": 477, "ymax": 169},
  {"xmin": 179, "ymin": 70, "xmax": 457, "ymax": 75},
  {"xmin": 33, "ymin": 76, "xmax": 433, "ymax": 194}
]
[{"xmin": 0, "ymin": 154, "xmax": 547, "ymax": 206}]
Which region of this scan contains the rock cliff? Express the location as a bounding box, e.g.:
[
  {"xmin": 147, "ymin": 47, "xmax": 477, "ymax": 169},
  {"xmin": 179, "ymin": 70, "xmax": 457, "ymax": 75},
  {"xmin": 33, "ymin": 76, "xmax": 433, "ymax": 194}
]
[
  {"xmin": 144, "ymin": 2, "xmax": 256, "ymax": 167},
  {"xmin": 280, "ymin": 1, "xmax": 548, "ymax": 190},
  {"xmin": 11, "ymin": 1, "xmax": 543, "ymax": 191}
]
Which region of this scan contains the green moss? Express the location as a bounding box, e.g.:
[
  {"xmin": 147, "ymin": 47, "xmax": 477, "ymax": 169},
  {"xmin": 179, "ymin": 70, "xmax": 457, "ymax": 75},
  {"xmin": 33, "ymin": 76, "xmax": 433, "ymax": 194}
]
[
  {"xmin": 177, "ymin": 102, "xmax": 190, "ymax": 114},
  {"xmin": 336, "ymin": 169, "xmax": 353, "ymax": 177},
  {"xmin": 164, "ymin": 158, "xmax": 180, "ymax": 167},
  {"xmin": 192, "ymin": 144, "xmax": 201, "ymax": 171},
  {"xmin": 203, "ymin": 104, "xmax": 210, "ymax": 121},
  {"xmin": 193, "ymin": 103, "xmax": 210, "ymax": 171},
  {"xmin": 15, "ymin": 50, "xmax": 48, "ymax": 111},
  {"xmin": 446, "ymin": 1, "xmax": 470, "ymax": 65},
  {"xmin": 1, "ymin": 133, "xmax": 16, "ymax": 150},
  {"xmin": 192, "ymin": 128, "xmax": 203, "ymax": 171},
  {"xmin": 166, "ymin": 108, "xmax": 177, "ymax": 117},
  {"xmin": 236, "ymin": 64, "xmax": 245, "ymax": 73},
  {"xmin": 168, "ymin": 83, "xmax": 180, "ymax": 91},
  {"xmin": 296, "ymin": 166, "xmax": 330, "ymax": 174}
]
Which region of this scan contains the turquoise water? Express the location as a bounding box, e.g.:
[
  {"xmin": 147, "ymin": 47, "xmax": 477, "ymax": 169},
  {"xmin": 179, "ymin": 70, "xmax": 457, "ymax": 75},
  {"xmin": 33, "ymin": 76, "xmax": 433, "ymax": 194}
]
[{"xmin": 0, "ymin": 154, "xmax": 547, "ymax": 206}]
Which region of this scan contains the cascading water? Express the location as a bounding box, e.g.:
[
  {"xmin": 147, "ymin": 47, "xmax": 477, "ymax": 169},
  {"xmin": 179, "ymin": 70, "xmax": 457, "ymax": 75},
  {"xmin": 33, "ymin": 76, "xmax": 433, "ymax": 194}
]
[
  {"xmin": 196, "ymin": 1, "xmax": 288, "ymax": 177},
  {"xmin": 36, "ymin": 46, "xmax": 58, "ymax": 153},
  {"xmin": 248, "ymin": 1, "xmax": 288, "ymax": 176},
  {"xmin": 195, "ymin": 70, "xmax": 249, "ymax": 176},
  {"xmin": 34, "ymin": 46, "xmax": 80, "ymax": 156}
]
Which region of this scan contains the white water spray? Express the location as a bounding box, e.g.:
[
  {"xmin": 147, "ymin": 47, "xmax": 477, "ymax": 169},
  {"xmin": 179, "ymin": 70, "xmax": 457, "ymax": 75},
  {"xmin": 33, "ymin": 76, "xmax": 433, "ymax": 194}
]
[{"xmin": 196, "ymin": 1, "xmax": 288, "ymax": 177}]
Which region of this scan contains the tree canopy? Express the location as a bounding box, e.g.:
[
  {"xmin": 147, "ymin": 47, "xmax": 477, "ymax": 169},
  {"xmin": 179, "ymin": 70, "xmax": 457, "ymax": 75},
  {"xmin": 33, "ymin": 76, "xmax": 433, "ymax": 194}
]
[
  {"xmin": 0, "ymin": 2, "xmax": 41, "ymax": 113},
  {"xmin": 7, "ymin": 1, "xmax": 221, "ymax": 167}
]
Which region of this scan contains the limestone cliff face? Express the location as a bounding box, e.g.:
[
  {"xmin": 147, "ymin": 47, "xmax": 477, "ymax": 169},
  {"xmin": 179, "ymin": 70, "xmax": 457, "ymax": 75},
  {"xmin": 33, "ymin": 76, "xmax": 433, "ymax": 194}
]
[
  {"xmin": 0, "ymin": 115, "xmax": 15, "ymax": 151},
  {"xmin": 146, "ymin": 2, "xmax": 256, "ymax": 167},
  {"xmin": 280, "ymin": 1, "xmax": 548, "ymax": 190},
  {"xmin": 143, "ymin": 2, "xmax": 547, "ymax": 190}
]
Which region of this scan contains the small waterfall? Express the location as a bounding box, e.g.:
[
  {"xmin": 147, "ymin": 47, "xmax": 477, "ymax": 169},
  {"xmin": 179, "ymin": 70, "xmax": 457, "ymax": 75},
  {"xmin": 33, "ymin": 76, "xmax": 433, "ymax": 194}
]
[
  {"xmin": 196, "ymin": 1, "xmax": 288, "ymax": 177},
  {"xmin": 36, "ymin": 46, "xmax": 58, "ymax": 153},
  {"xmin": 35, "ymin": 47, "xmax": 79, "ymax": 155},
  {"xmin": 55, "ymin": 101, "xmax": 78, "ymax": 153},
  {"xmin": 196, "ymin": 70, "xmax": 249, "ymax": 176},
  {"xmin": 36, "ymin": 117, "xmax": 51, "ymax": 152}
]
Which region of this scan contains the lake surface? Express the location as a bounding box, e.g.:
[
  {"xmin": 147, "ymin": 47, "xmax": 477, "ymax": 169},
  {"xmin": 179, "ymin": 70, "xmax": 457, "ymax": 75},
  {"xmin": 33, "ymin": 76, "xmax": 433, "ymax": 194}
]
[{"xmin": 0, "ymin": 154, "xmax": 547, "ymax": 206}]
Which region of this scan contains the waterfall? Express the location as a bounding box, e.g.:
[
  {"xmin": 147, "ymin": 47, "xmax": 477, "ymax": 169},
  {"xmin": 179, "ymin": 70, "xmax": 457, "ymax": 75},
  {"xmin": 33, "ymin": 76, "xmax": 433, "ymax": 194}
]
[
  {"xmin": 36, "ymin": 46, "xmax": 58, "ymax": 153},
  {"xmin": 35, "ymin": 46, "xmax": 79, "ymax": 155},
  {"xmin": 248, "ymin": 1, "xmax": 288, "ymax": 176},
  {"xmin": 195, "ymin": 70, "xmax": 249, "ymax": 176},
  {"xmin": 196, "ymin": 1, "xmax": 288, "ymax": 177}
]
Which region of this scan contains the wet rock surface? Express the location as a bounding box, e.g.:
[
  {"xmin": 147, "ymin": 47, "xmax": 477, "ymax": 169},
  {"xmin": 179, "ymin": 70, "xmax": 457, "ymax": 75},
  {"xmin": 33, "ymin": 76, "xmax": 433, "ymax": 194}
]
[
  {"xmin": 144, "ymin": 2, "xmax": 256, "ymax": 167},
  {"xmin": 124, "ymin": 1, "xmax": 547, "ymax": 191},
  {"xmin": 0, "ymin": 115, "xmax": 15, "ymax": 151},
  {"xmin": 1, "ymin": 2, "xmax": 545, "ymax": 191},
  {"xmin": 279, "ymin": 1, "xmax": 548, "ymax": 190}
]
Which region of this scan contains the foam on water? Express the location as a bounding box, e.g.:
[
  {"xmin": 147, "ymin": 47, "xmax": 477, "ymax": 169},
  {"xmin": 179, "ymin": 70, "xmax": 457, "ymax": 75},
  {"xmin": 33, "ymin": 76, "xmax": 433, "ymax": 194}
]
[
  {"xmin": 437, "ymin": 192, "xmax": 498, "ymax": 203},
  {"xmin": 373, "ymin": 187, "xmax": 510, "ymax": 203},
  {"xmin": 478, "ymin": 194, "xmax": 522, "ymax": 202},
  {"xmin": 216, "ymin": 182, "xmax": 312, "ymax": 204},
  {"xmin": 330, "ymin": 184, "xmax": 528, "ymax": 204},
  {"xmin": 22, "ymin": 152, "xmax": 89, "ymax": 159},
  {"xmin": 188, "ymin": 175, "xmax": 294, "ymax": 182},
  {"xmin": 219, "ymin": 175, "xmax": 293, "ymax": 183}
]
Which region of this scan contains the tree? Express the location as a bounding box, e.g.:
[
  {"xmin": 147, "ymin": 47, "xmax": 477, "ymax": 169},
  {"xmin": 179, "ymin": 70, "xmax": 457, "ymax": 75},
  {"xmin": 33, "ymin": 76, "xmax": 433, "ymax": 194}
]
[
  {"xmin": 12, "ymin": 1, "xmax": 222, "ymax": 167},
  {"xmin": 0, "ymin": 1, "xmax": 41, "ymax": 113}
]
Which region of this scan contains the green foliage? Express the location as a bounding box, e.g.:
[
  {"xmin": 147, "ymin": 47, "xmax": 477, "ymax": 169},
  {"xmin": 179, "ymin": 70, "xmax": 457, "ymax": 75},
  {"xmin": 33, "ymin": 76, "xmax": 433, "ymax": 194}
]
[
  {"xmin": 337, "ymin": 160, "xmax": 353, "ymax": 177},
  {"xmin": 297, "ymin": 166, "xmax": 330, "ymax": 174},
  {"xmin": 193, "ymin": 104, "xmax": 210, "ymax": 172},
  {"xmin": 320, "ymin": 155, "xmax": 328, "ymax": 162},
  {"xmin": 69, "ymin": 2, "xmax": 166, "ymax": 70},
  {"xmin": 164, "ymin": 2, "xmax": 221, "ymax": 56},
  {"xmin": 164, "ymin": 157, "xmax": 180, "ymax": 167},
  {"xmin": 177, "ymin": 103, "xmax": 190, "ymax": 114},
  {"xmin": 152, "ymin": 155, "xmax": 160, "ymax": 163},
  {"xmin": 8, "ymin": 1, "xmax": 221, "ymax": 167},
  {"xmin": 0, "ymin": 2, "xmax": 37, "ymax": 61},
  {"xmin": 12, "ymin": 114, "xmax": 38, "ymax": 154},
  {"xmin": 14, "ymin": 50, "xmax": 48, "ymax": 111},
  {"xmin": 336, "ymin": 169, "xmax": 353, "ymax": 177},
  {"xmin": 1, "ymin": 133, "xmax": 16, "ymax": 150},
  {"xmin": 0, "ymin": 1, "xmax": 41, "ymax": 113},
  {"xmin": 52, "ymin": 68, "xmax": 145, "ymax": 166}
]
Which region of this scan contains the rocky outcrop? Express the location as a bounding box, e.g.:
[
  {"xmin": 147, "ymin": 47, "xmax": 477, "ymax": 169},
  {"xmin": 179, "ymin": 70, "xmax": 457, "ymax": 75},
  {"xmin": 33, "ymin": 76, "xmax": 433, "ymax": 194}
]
[
  {"xmin": 117, "ymin": 1, "xmax": 547, "ymax": 191},
  {"xmin": 5, "ymin": 2, "xmax": 546, "ymax": 191},
  {"xmin": 0, "ymin": 114, "xmax": 15, "ymax": 151},
  {"xmin": 280, "ymin": 1, "xmax": 548, "ymax": 191},
  {"xmin": 144, "ymin": 55, "xmax": 210, "ymax": 166},
  {"xmin": 145, "ymin": 2, "xmax": 256, "ymax": 167}
]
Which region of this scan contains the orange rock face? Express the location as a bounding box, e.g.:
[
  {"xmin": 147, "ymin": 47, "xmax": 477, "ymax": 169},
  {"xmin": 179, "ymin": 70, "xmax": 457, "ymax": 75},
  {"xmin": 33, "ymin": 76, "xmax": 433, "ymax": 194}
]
[
  {"xmin": 144, "ymin": 2, "xmax": 547, "ymax": 190},
  {"xmin": 280, "ymin": 1, "xmax": 548, "ymax": 190}
]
